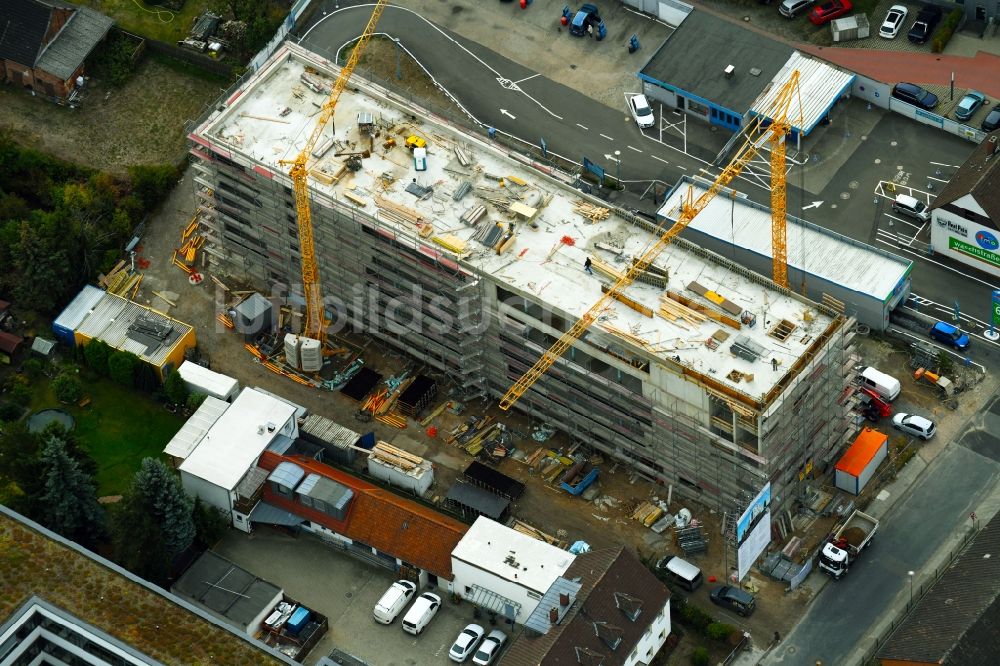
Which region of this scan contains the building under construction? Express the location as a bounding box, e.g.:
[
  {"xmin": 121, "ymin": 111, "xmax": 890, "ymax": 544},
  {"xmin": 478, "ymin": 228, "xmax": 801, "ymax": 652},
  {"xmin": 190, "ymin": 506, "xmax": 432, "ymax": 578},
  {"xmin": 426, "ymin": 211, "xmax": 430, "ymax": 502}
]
[{"xmin": 187, "ymin": 43, "xmax": 856, "ymax": 516}]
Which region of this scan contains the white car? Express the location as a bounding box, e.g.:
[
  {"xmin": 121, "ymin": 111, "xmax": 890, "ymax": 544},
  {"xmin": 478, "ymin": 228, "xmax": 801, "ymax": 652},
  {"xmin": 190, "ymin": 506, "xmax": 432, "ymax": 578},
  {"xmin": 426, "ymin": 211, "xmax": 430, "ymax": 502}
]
[
  {"xmin": 449, "ymin": 623, "xmax": 485, "ymax": 662},
  {"xmin": 629, "ymin": 94, "xmax": 655, "ymax": 129},
  {"xmin": 473, "ymin": 629, "xmax": 508, "ymax": 665},
  {"xmin": 892, "ymin": 413, "xmax": 936, "ymax": 440},
  {"xmin": 879, "ymin": 5, "xmax": 908, "ymax": 38}
]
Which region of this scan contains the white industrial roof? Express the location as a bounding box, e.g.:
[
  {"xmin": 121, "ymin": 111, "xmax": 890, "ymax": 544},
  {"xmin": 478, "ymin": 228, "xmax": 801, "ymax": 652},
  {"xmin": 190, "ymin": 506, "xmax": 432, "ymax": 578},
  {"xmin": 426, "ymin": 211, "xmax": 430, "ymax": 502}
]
[
  {"xmin": 179, "ymin": 388, "xmax": 296, "ymax": 490},
  {"xmin": 750, "ymin": 51, "xmax": 855, "ymax": 135},
  {"xmin": 163, "ymin": 396, "xmax": 229, "ymax": 460},
  {"xmin": 657, "ymin": 180, "xmax": 912, "ymax": 300},
  {"xmin": 191, "ymin": 44, "xmax": 839, "ymax": 402},
  {"xmin": 177, "ymin": 361, "xmax": 240, "ymax": 400},
  {"xmin": 451, "ymin": 517, "xmax": 574, "ymax": 593}
]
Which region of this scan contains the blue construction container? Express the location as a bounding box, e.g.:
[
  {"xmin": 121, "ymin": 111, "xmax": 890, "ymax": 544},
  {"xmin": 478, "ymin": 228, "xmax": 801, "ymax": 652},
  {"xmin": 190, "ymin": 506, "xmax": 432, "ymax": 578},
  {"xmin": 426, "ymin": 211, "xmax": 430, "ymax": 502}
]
[
  {"xmin": 52, "ymin": 285, "xmax": 104, "ymax": 347},
  {"xmin": 286, "ymin": 606, "xmax": 312, "ymax": 635}
]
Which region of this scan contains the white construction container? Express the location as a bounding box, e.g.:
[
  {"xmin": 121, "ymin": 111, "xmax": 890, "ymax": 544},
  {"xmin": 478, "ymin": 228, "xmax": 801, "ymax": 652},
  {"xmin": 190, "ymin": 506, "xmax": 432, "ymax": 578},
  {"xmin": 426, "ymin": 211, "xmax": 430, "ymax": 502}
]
[
  {"xmin": 831, "ymin": 15, "xmax": 870, "ymax": 42},
  {"xmin": 177, "ymin": 361, "xmax": 240, "ymax": 402},
  {"xmin": 366, "ymin": 442, "xmax": 434, "ymax": 496}
]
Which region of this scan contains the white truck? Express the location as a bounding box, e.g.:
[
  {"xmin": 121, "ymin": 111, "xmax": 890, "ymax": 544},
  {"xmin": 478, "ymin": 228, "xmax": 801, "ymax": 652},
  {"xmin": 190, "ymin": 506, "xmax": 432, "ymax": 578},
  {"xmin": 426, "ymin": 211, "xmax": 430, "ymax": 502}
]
[{"xmin": 818, "ymin": 509, "xmax": 879, "ymax": 580}]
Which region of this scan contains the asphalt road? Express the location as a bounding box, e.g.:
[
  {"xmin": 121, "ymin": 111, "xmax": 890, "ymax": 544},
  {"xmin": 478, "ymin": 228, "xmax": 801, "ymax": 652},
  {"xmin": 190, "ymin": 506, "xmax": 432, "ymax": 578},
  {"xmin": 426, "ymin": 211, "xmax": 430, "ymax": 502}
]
[{"xmin": 766, "ymin": 424, "xmax": 1000, "ymax": 665}]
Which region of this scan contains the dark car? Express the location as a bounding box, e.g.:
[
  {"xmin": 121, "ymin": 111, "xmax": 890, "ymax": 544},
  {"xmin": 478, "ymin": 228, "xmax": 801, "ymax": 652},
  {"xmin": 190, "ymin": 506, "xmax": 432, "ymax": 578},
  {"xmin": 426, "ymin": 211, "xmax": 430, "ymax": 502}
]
[
  {"xmin": 891, "ymin": 82, "xmax": 939, "ymax": 110},
  {"xmin": 907, "ymin": 6, "xmax": 942, "ymax": 44},
  {"xmin": 569, "ymin": 4, "xmax": 600, "ymax": 36},
  {"xmin": 982, "ymin": 108, "xmax": 1000, "ymax": 132},
  {"xmin": 929, "ymin": 321, "xmax": 970, "ymax": 351},
  {"xmin": 710, "ymin": 586, "xmax": 757, "ymax": 617}
]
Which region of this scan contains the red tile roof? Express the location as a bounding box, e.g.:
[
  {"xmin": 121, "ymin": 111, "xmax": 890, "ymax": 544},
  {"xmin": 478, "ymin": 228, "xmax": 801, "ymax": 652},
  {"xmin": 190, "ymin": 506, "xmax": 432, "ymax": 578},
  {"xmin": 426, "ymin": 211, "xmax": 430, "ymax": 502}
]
[
  {"xmin": 0, "ymin": 331, "xmax": 23, "ymax": 355},
  {"xmin": 256, "ymin": 451, "xmax": 468, "ymax": 580}
]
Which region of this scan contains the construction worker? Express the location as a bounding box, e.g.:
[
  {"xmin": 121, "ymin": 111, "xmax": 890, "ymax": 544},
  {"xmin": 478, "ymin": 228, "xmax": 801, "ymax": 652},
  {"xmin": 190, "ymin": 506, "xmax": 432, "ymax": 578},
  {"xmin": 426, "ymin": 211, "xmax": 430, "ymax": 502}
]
[{"xmin": 584, "ymin": 257, "xmax": 593, "ymax": 275}]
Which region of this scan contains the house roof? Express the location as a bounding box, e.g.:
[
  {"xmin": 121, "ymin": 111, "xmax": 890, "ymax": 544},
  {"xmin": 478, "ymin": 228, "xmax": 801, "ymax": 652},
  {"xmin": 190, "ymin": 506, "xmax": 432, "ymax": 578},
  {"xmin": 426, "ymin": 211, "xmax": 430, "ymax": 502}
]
[
  {"xmin": 256, "ymin": 451, "xmax": 469, "ymax": 580},
  {"xmin": 163, "ymin": 396, "xmax": 229, "ymax": 460},
  {"xmin": 0, "ymin": 331, "xmax": 24, "ymax": 355},
  {"xmin": 878, "ymin": 509, "xmax": 1000, "ymax": 664},
  {"xmin": 502, "ymin": 547, "xmax": 671, "ymax": 666},
  {"xmin": 171, "ymin": 550, "xmax": 282, "ymax": 630},
  {"xmin": 932, "ymin": 132, "xmax": 1000, "ymax": 224},
  {"xmin": 178, "ymin": 389, "xmax": 296, "ymax": 490},
  {"xmin": 748, "ymin": 51, "xmax": 854, "ymax": 136},
  {"xmin": 0, "ymin": 0, "xmax": 51, "ymax": 68},
  {"xmin": 639, "ymin": 9, "xmax": 793, "ymax": 115},
  {"xmin": 35, "ymin": 5, "xmax": 112, "ymax": 80}
]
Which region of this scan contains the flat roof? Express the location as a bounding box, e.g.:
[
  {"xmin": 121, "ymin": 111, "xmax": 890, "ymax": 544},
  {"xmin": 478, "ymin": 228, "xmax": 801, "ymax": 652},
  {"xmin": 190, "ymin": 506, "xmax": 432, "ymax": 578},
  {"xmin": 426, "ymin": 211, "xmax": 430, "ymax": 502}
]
[
  {"xmin": 835, "ymin": 428, "xmax": 888, "ymax": 477},
  {"xmin": 749, "ymin": 51, "xmax": 855, "ymax": 135},
  {"xmin": 178, "ymin": 360, "xmax": 240, "ymax": 398},
  {"xmin": 190, "ymin": 44, "xmax": 837, "ymax": 403},
  {"xmin": 179, "ymin": 388, "xmax": 296, "ymax": 490},
  {"xmin": 452, "ymin": 517, "xmax": 574, "ymax": 593},
  {"xmin": 163, "ymin": 396, "xmax": 230, "ymax": 460},
  {"xmin": 639, "ymin": 9, "xmax": 792, "ymax": 114},
  {"xmin": 73, "ymin": 292, "xmax": 193, "ymax": 367},
  {"xmin": 172, "ymin": 551, "xmax": 282, "ymax": 629},
  {"xmin": 658, "ymin": 178, "xmax": 912, "ymax": 301}
]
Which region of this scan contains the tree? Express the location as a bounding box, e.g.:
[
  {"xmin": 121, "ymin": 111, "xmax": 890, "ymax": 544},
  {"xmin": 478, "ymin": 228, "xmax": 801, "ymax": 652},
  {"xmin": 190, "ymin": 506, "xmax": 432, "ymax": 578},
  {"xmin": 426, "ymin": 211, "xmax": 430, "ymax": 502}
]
[
  {"xmin": 52, "ymin": 371, "xmax": 83, "ymax": 404},
  {"xmin": 37, "ymin": 435, "xmax": 105, "ymax": 547},
  {"xmin": 132, "ymin": 458, "xmax": 195, "ymax": 554},
  {"xmin": 108, "ymin": 350, "xmax": 137, "ymax": 386},
  {"xmin": 0, "ymin": 421, "xmax": 45, "ymax": 516},
  {"xmin": 186, "ymin": 392, "xmax": 207, "ymax": 411},
  {"xmin": 128, "ymin": 165, "xmax": 178, "ymax": 210},
  {"xmin": 163, "ymin": 369, "xmax": 189, "ymax": 405},
  {"xmin": 5, "ymin": 377, "xmax": 32, "ymax": 407},
  {"xmin": 133, "ymin": 360, "xmax": 158, "ymax": 393},
  {"xmin": 192, "ymin": 497, "xmax": 229, "ymax": 550},
  {"xmin": 83, "ymin": 339, "xmax": 111, "ymax": 376}
]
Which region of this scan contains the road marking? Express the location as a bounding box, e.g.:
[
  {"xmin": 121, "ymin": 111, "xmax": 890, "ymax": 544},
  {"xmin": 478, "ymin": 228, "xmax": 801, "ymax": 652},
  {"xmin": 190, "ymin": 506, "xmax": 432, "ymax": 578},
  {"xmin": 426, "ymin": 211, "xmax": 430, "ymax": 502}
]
[
  {"xmin": 651, "ymin": 155, "xmax": 670, "ymax": 165},
  {"xmin": 600, "ymin": 133, "xmax": 614, "ymax": 141},
  {"xmin": 513, "ymin": 73, "xmax": 540, "ymax": 84},
  {"xmin": 928, "ymin": 176, "xmax": 949, "ymax": 184},
  {"xmin": 500, "ymin": 108, "xmax": 516, "ymax": 119},
  {"xmin": 883, "ymin": 212, "xmax": 922, "ymax": 230},
  {"xmin": 929, "ymin": 161, "xmax": 960, "ymax": 168},
  {"xmin": 576, "ymin": 123, "xmax": 589, "ymax": 130},
  {"xmin": 872, "ymin": 239, "xmax": 1000, "ymax": 290},
  {"xmin": 627, "ymin": 145, "xmax": 642, "ymax": 153}
]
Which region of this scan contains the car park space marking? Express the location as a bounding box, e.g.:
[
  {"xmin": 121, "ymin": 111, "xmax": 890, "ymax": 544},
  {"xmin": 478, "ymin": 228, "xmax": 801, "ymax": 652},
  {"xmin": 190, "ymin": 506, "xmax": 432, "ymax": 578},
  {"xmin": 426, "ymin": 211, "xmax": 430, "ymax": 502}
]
[
  {"xmin": 928, "ymin": 175, "xmax": 950, "ymax": 184},
  {"xmin": 600, "ymin": 133, "xmax": 614, "ymax": 141},
  {"xmin": 876, "ymin": 228, "xmax": 919, "ymax": 248},
  {"xmin": 512, "ymin": 73, "xmax": 540, "ymax": 85},
  {"xmin": 908, "ymin": 293, "xmax": 934, "ymax": 307},
  {"xmin": 627, "ymin": 145, "xmax": 642, "ymax": 153},
  {"xmin": 873, "ymin": 237, "xmax": 1000, "ymax": 291},
  {"xmin": 888, "ymin": 326, "xmax": 990, "ymax": 366},
  {"xmin": 576, "ymin": 123, "xmax": 589, "ymax": 130},
  {"xmin": 929, "ymin": 161, "xmax": 961, "ymax": 169},
  {"xmin": 898, "ymin": 307, "xmax": 1000, "ymax": 350},
  {"xmin": 651, "ymin": 155, "xmax": 670, "ymax": 165},
  {"xmin": 882, "ymin": 213, "xmax": 922, "ymax": 230}
]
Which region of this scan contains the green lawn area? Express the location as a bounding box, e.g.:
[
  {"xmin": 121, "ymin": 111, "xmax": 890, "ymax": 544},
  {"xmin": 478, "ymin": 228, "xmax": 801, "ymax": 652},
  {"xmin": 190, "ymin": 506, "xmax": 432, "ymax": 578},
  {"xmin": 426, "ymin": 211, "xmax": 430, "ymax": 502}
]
[
  {"xmin": 31, "ymin": 372, "xmax": 183, "ymax": 497},
  {"xmin": 68, "ymin": 0, "xmax": 213, "ymax": 44}
]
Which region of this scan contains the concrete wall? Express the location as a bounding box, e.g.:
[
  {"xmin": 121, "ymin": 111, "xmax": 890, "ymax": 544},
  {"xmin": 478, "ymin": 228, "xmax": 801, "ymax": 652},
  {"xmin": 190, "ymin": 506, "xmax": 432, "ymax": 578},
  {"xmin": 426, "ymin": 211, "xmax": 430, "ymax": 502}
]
[{"xmin": 451, "ymin": 557, "xmax": 547, "ymax": 624}]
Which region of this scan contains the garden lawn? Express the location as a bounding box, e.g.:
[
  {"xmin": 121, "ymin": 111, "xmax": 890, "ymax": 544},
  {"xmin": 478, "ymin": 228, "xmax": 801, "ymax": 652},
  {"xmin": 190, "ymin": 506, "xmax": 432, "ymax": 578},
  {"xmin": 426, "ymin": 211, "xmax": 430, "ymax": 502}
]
[
  {"xmin": 31, "ymin": 374, "xmax": 183, "ymax": 497},
  {"xmin": 68, "ymin": 0, "xmax": 213, "ymax": 44}
]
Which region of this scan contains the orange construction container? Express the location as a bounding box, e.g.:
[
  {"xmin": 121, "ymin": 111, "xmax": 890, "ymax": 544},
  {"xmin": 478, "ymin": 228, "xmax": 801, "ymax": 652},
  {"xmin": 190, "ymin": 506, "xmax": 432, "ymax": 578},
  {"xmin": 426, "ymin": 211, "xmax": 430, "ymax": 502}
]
[{"xmin": 835, "ymin": 428, "xmax": 889, "ymax": 495}]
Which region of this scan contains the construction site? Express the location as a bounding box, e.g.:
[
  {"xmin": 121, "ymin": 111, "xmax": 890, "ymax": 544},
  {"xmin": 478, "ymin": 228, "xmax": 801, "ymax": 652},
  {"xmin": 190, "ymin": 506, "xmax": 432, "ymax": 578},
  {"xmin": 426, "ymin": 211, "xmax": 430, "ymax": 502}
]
[{"xmin": 179, "ymin": 38, "xmax": 860, "ymax": 526}]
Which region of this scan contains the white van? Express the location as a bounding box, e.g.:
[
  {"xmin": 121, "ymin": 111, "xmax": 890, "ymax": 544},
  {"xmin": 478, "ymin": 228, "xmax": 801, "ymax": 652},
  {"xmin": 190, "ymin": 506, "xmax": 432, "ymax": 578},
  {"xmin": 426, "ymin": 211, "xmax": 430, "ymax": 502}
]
[
  {"xmin": 657, "ymin": 555, "xmax": 704, "ymax": 591},
  {"xmin": 859, "ymin": 366, "xmax": 901, "ymax": 401},
  {"xmin": 373, "ymin": 580, "xmax": 416, "ymax": 624},
  {"xmin": 401, "ymin": 592, "xmax": 441, "ymax": 635}
]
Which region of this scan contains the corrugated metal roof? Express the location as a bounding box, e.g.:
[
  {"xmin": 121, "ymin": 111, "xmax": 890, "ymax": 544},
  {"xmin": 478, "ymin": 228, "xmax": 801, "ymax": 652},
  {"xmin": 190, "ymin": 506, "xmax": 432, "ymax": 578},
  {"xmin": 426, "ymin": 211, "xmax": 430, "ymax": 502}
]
[
  {"xmin": 74, "ymin": 292, "xmax": 193, "ymax": 366},
  {"xmin": 53, "ymin": 285, "xmax": 104, "ymax": 333},
  {"xmin": 750, "ymin": 51, "xmax": 855, "ymax": 135},
  {"xmin": 297, "ymin": 473, "xmax": 353, "ymax": 511},
  {"xmin": 879, "ymin": 510, "xmax": 1000, "ymax": 663},
  {"xmin": 35, "ymin": 6, "xmax": 113, "ymax": 80},
  {"xmin": 163, "ymin": 396, "xmax": 229, "ymax": 459},
  {"xmin": 266, "ymin": 460, "xmax": 305, "ymax": 490},
  {"xmin": 523, "ymin": 576, "xmax": 583, "ymax": 635},
  {"xmin": 658, "ymin": 179, "xmax": 912, "ymax": 300}
]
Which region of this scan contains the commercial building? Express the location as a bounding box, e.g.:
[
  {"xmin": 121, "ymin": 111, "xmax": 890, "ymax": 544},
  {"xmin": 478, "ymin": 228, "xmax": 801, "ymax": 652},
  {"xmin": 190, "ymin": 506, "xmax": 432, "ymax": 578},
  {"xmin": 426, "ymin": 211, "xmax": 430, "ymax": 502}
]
[
  {"xmin": 659, "ymin": 177, "xmax": 912, "ymax": 332},
  {"xmin": 187, "ymin": 42, "xmax": 857, "ymax": 518},
  {"xmin": 53, "ymin": 285, "xmax": 197, "ymax": 380},
  {"xmin": 450, "ymin": 516, "xmax": 575, "ymax": 624},
  {"xmin": 930, "ymin": 133, "xmax": 1000, "ymax": 278},
  {"xmin": 638, "ymin": 9, "xmax": 854, "ymax": 138}
]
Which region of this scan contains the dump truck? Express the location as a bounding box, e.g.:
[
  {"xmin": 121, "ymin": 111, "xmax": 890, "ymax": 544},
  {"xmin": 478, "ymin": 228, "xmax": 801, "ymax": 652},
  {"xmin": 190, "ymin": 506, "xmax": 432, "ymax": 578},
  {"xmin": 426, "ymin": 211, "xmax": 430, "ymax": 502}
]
[{"xmin": 818, "ymin": 509, "xmax": 879, "ymax": 579}]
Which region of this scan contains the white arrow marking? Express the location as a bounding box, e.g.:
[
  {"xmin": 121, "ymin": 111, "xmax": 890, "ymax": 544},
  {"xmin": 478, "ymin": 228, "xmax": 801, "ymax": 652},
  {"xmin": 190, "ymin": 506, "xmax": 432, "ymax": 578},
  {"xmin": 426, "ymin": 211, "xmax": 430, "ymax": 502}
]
[
  {"xmin": 500, "ymin": 109, "xmax": 516, "ymax": 120},
  {"xmin": 802, "ymin": 201, "xmax": 824, "ymax": 210}
]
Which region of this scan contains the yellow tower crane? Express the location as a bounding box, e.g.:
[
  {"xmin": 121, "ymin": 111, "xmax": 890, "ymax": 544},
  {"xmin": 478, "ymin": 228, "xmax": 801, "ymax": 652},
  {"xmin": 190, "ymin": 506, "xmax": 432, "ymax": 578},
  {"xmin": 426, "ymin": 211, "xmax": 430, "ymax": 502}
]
[
  {"xmin": 499, "ymin": 71, "xmax": 802, "ymax": 411},
  {"xmin": 279, "ymin": 0, "xmax": 388, "ymax": 369}
]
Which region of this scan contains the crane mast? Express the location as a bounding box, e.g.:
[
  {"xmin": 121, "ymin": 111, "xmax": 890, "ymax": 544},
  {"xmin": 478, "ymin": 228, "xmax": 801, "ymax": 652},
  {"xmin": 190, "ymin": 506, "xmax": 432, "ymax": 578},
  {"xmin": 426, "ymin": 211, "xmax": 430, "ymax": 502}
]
[
  {"xmin": 281, "ymin": 0, "xmax": 388, "ymax": 362},
  {"xmin": 499, "ymin": 71, "xmax": 801, "ymax": 411}
]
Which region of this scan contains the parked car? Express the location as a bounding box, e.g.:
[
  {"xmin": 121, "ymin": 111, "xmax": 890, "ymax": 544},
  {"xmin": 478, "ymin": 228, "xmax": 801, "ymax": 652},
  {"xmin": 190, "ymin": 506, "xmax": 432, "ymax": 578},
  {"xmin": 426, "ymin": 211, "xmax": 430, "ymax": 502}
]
[
  {"xmin": 778, "ymin": 0, "xmax": 815, "ymax": 18},
  {"xmin": 891, "ymin": 82, "xmax": 938, "ymax": 110},
  {"xmin": 955, "ymin": 90, "xmax": 986, "ymax": 121},
  {"xmin": 709, "ymin": 585, "xmax": 757, "ymax": 616},
  {"xmin": 449, "ymin": 624, "xmax": 485, "ymax": 662},
  {"xmin": 929, "ymin": 321, "xmax": 970, "ymax": 350},
  {"xmin": 983, "ymin": 108, "xmax": 1000, "ymax": 132},
  {"xmin": 879, "ymin": 5, "xmax": 908, "ymax": 38},
  {"xmin": 907, "ymin": 6, "xmax": 942, "ymax": 43},
  {"xmin": 472, "ymin": 629, "xmax": 508, "ymax": 665},
  {"xmin": 373, "ymin": 580, "xmax": 416, "ymax": 624},
  {"xmin": 401, "ymin": 592, "xmax": 441, "ymax": 635},
  {"xmin": 629, "ymin": 94, "xmax": 655, "ymax": 129},
  {"xmin": 892, "ymin": 413, "xmax": 937, "ymax": 440},
  {"xmin": 891, "ymin": 193, "xmax": 930, "ymax": 222},
  {"xmin": 808, "ymin": 0, "xmax": 852, "ymax": 25}
]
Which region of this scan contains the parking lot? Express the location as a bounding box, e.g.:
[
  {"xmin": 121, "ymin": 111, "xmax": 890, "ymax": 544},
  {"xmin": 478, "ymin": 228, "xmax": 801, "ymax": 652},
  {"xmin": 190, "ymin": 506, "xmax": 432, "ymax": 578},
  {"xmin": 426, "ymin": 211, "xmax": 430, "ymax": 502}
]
[{"xmin": 214, "ymin": 528, "xmax": 492, "ymax": 666}]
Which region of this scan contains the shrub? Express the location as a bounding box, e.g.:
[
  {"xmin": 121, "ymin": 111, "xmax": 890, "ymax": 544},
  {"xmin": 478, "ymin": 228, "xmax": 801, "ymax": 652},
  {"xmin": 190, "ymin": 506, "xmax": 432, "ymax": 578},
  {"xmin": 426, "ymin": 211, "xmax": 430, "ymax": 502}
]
[
  {"xmin": 52, "ymin": 372, "xmax": 83, "ymax": 404},
  {"xmin": 691, "ymin": 647, "xmax": 710, "ymax": 666},
  {"xmin": 21, "ymin": 357, "xmax": 47, "ymax": 379},
  {"xmin": 186, "ymin": 393, "xmax": 207, "ymax": 411},
  {"xmin": 680, "ymin": 603, "xmax": 714, "ymax": 633},
  {"xmin": 83, "ymin": 340, "xmax": 111, "ymax": 376},
  {"xmin": 128, "ymin": 165, "xmax": 179, "ymax": 211},
  {"xmin": 108, "ymin": 351, "xmax": 137, "ymax": 387},
  {"xmin": 5, "ymin": 380, "xmax": 32, "ymax": 408},
  {"xmin": 0, "ymin": 401, "xmax": 23, "ymax": 421},
  {"xmin": 931, "ymin": 11, "xmax": 963, "ymax": 53},
  {"xmin": 707, "ymin": 622, "xmax": 737, "ymax": 641},
  {"xmin": 162, "ymin": 369, "xmax": 189, "ymax": 405},
  {"xmin": 91, "ymin": 31, "xmax": 139, "ymax": 87}
]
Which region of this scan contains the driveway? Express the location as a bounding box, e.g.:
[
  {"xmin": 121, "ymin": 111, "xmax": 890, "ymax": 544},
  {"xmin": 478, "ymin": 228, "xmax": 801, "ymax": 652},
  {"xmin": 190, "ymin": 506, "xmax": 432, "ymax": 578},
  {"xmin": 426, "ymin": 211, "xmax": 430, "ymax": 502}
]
[{"xmin": 215, "ymin": 528, "xmax": 486, "ymax": 666}]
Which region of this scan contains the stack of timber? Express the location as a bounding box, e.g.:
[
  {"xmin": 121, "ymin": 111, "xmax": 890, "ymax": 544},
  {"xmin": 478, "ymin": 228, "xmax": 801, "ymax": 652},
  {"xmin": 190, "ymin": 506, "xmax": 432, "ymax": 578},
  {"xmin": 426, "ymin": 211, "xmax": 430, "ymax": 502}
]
[
  {"xmin": 99, "ymin": 261, "xmax": 142, "ymax": 299},
  {"xmin": 573, "ymin": 200, "xmax": 610, "ymax": 221},
  {"xmin": 370, "ymin": 441, "xmax": 424, "ymax": 471},
  {"xmin": 665, "ymin": 291, "xmax": 741, "ymax": 329},
  {"xmin": 590, "ymin": 256, "xmax": 666, "ymax": 289},
  {"xmin": 374, "ymin": 195, "xmax": 428, "ymax": 227},
  {"xmin": 657, "ymin": 294, "xmax": 709, "ymax": 329},
  {"xmin": 511, "ymin": 519, "xmax": 568, "ymax": 549},
  {"xmin": 631, "ymin": 501, "xmax": 665, "ymax": 527}
]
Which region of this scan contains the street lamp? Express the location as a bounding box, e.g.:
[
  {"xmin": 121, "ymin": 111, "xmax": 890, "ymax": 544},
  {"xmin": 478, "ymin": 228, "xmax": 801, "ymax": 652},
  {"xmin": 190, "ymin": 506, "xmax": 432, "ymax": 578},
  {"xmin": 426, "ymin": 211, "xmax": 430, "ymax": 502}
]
[
  {"xmin": 393, "ymin": 38, "xmax": 402, "ymax": 80},
  {"xmin": 908, "ymin": 570, "xmax": 915, "ymax": 605},
  {"xmin": 614, "ymin": 150, "xmax": 621, "ymax": 186}
]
